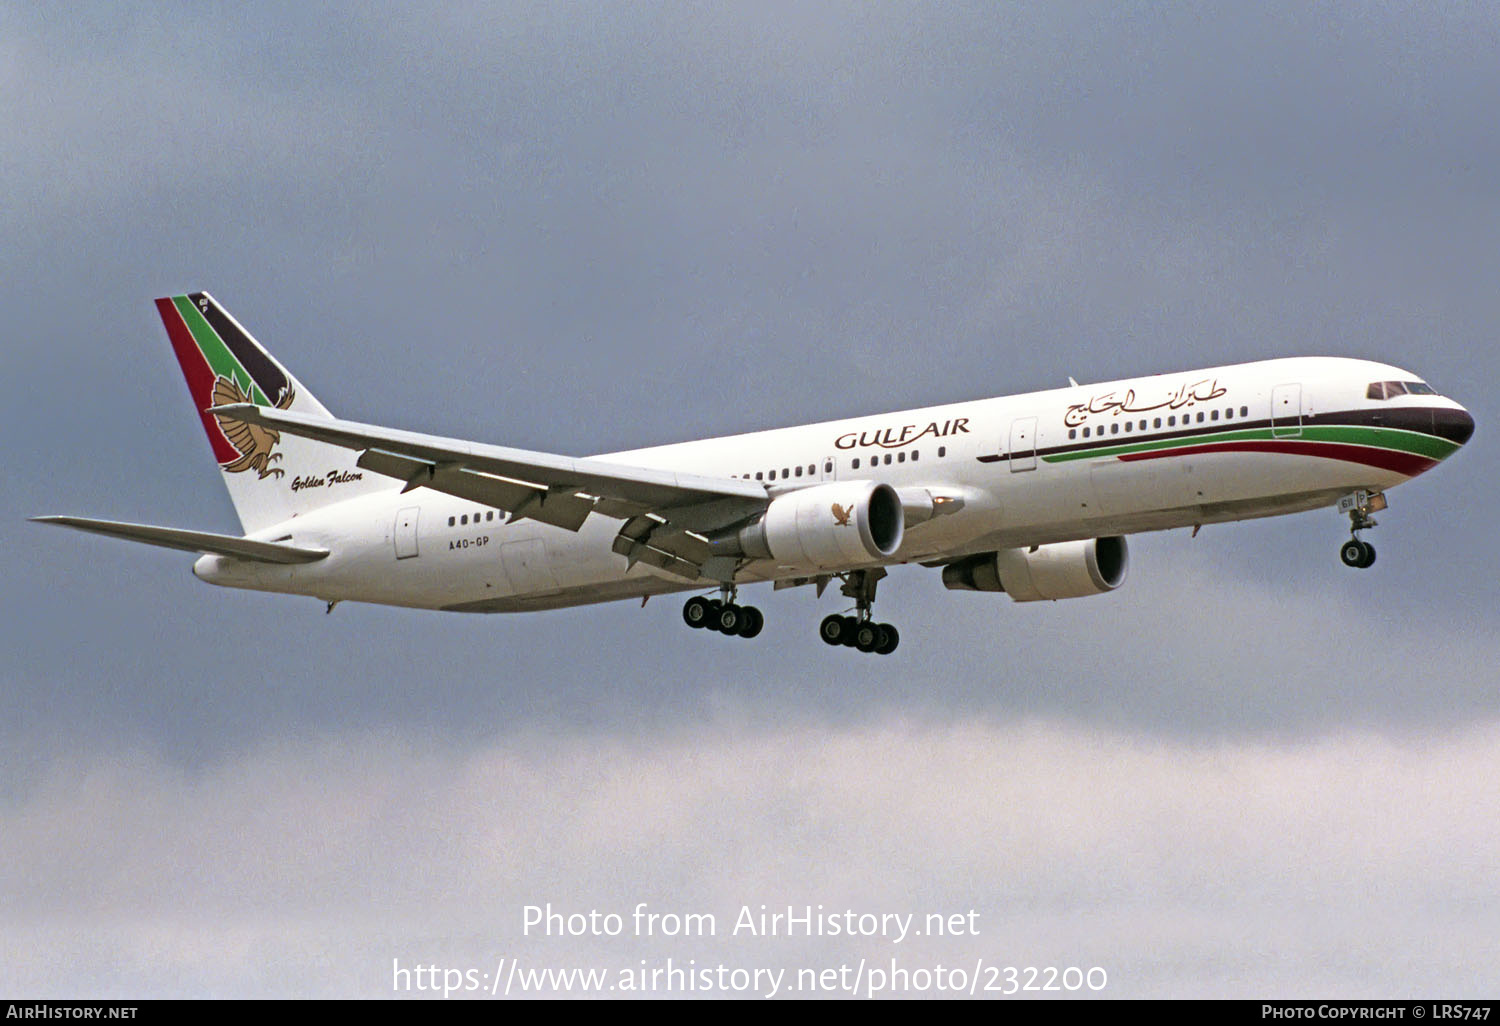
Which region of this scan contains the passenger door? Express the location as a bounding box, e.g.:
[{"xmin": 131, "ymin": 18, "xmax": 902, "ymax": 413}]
[
  {"xmin": 1271, "ymin": 383, "xmax": 1303, "ymax": 438},
  {"xmin": 393, "ymin": 506, "xmax": 420, "ymax": 559},
  {"xmin": 1009, "ymin": 417, "xmax": 1038, "ymax": 472}
]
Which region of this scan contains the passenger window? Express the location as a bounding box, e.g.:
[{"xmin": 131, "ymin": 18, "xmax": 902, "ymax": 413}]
[
  {"xmin": 912, "ymin": 450, "xmax": 919, "ymax": 461},
  {"xmin": 1224, "ymin": 408, "xmax": 1233, "ymax": 420},
  {"xmin": 852, "ymin": 458, "xmax": 861, "ymax": 469},
  {"xmin": 1211, "ymin": 409, "xmax": 1219, "ymax": 421},
  {"xmin": 1069, "ymin": 428, "xmax": 1077, "ymax": 439},
  {"xmin": 938, "ymin": 446, "xmax": 946, "ymax": 457},
  {"xmin": 448, "ymin": 516, "xmax": 455, "ymax": 527},
  {"xmin": 1196, "ymin": 412, "xmax": 1205, "ymax": 423},
  {"xmin": 795, "ymin": 466, "xmax": 803, "ymax": 477},
  {"xmin": 782, "ymin": 468, "xmax": 789, "ymax": 478},
  {"xmin": 1153, "ymin": 417, "xmax": 1162, "ymax": 428},
  {"xmin": 755, "ymin": 472, "xmax": 763, "ymax": 480},
  {"xmin": 1110, "ymin": 423, "xmax": 1119, "ymax": 435},
  {"xmin": 1240, "ymin": 406, "xmax": 1248, "ymax": 418},
  {"xmin": 1082, "ymin": 427, "xmax": 1090, "ymax": 438},
  {"xmin": 885, "ymin": 454, "xmax": 893, "ymax": 465},
  {"xmin": 824, "ymin": 461, "xmax": 833, "ymax": 474},
  {"xmin": 461, "ymin": 515, "xmax": 468, "ymax": 525},
  {"xmin": 897, "ymin": 451, "xmax": 906, "ymax": 463},
  {"xmin": 486, "ymin": 511, "xmax": 494, "ymax": 521},
  {"xmin": 1168, "ymin": 416, "xmax": 1176, "ymax": 426}
]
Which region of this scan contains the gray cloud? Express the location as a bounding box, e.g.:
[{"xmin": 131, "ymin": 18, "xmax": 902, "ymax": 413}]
[{"xmin": 3, "ymin": 719, "xmax": 1496, "ymax": 997}]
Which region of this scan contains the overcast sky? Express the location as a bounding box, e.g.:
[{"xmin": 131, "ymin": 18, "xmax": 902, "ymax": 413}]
[{"xmin": 3, "ymin": 1, "xmax": 1497, "ymax": 999}]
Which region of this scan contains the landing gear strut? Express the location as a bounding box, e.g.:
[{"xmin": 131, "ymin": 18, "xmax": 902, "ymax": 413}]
[
  {"xmin": 1337, "ymin": 490, "xmax": 1384, "ymax": 569},
  {"xmin": 818, "ymin": 569, "xmax": 899, "ymax": 655},
  {"xmin": 683, "ymin": 585, "xmax": 764, "ymax": 639}
]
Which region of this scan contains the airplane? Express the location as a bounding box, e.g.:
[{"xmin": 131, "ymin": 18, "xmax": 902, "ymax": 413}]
[{"xmin": 34, "ymin": 293, "xmax": 1474, "ymax": 655}]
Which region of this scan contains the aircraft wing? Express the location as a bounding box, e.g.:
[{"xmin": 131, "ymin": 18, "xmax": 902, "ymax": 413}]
[
  {"xmin": 31, "ymin": 516, "xmax": 329, "ymax": 564},
  {"xmin": 210, "ymin": 404, "xmax": 770, "ymax": 580}
]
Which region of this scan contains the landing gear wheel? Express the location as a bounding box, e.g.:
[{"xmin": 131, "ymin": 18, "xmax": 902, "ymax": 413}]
[
  {"xmin": 716, "ymin": 604, "xmax": 743, "ymax": 633},
  {"xmin": 854, "ymin": 621, "xmax": 883, "ymax": 653},
  {"xmin": 682, "ymin": 596, "xmax": 712, "ymax": 629},
  {"xmin": 819, "ymin": 613, "xmax": 848, "ymax": 646},
  {"xmin": 1341, "ymin": 540, "xmax": 1376, "ymax": 569},
  {"xmin": 703, "ymin": 599, "xmax": 724, "ymax": 631},
  {"xmin": 736, "ymin": 606, "xmax": 764, "ymax": 638},
  {"xmin": 840, "ymin": 615, "xmax": 860, "ymax": 647},
  {"xmin": 875, "ymin": 623, "xmax": 899, "ymax": 655},
  {"xmin": 1340, "ymin": 540, "xmax": 1364, "ymax": 568}
]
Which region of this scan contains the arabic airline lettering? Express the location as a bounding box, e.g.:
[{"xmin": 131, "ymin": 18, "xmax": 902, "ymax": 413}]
[{"xmin": 33, "ymin": 292, "xmax": 1475, "ymax": 656}]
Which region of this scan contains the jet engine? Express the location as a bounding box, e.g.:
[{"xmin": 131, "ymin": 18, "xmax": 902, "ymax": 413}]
[
  {"xmin": 735, "ymin": 481, "xmax": 904, "ymax": 569},
  {"xmin": 941, "ymin": 537, "xmax": 1128, "ymax": 602}
]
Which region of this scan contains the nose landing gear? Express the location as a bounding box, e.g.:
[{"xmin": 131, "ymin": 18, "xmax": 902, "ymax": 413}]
[
  {"xmin": 1340, "ymin": 538, "xmax": 1376, "ymax": 569},
  {"xmin": 1336, "ymin": 490, "xmax": 1385, "ymax": 569}
]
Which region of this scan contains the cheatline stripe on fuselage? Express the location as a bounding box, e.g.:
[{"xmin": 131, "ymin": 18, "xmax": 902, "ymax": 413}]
[{"xmin": 972, "ymin": 412, "xmax": 1463, "ymax": 479}]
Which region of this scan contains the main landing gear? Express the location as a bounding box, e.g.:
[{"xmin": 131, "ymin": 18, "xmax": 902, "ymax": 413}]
[
  {"xmin": 683, "ymin": 587, "xmax": 764, "ymax": 639},
  {"xmin": 681, "ymin": 571, "xmax": 902, "ymax": 654},
  {"xmin": 818, "ymin": 569, "xmax": 900, "ymax": 656},
  {"xmin": 1337, "ymin": 490, "xmax": 1385, "ymax": 569}
]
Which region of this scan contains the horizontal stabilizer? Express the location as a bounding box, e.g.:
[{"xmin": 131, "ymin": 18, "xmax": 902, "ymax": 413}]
[{"xmin": 31, "ymin": 516, "xmax": 329, "ymax": 564}]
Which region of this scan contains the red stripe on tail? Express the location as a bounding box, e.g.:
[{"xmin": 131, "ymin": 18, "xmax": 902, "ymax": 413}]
[{"xmin": 156, "ymin": 297, "xmax": 237, "ymax": 464}]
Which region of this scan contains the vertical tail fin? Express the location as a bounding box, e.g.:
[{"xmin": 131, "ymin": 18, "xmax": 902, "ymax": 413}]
[{"xmin": 157, "ymin": 292, "xmax": 388, "ymax": 533}]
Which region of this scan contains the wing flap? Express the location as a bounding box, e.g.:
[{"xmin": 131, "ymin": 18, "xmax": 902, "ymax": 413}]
[
  {"xmin": 32, "ymin": 516, "xmax": 329, "ymax": 564},
  {"xmin": 609, "ymin": 535, "xmax": 704, "ymax": 580},
  {"xmin": 609, "ymin": 513, "xmax": 734, "ymax": 582},
  {"xmin": 356, "ymin": 449, "xmax": 600, "ymax": 532}
]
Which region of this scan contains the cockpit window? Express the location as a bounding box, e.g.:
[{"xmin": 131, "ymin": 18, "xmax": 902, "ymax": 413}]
[{"xmin": 1367, "ymin": 380, "xmax": 1436, "ymax": 400}]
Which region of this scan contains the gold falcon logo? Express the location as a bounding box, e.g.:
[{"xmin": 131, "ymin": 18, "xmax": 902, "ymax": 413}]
[{"xmin": 211, "ymin": 375, "xmax": 295, "ymax": 479}]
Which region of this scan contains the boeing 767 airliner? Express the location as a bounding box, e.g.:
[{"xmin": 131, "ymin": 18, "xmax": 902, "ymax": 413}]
[{"xmin": 34, "ymin": 293, "xmax": 1474, "ymax": 655}]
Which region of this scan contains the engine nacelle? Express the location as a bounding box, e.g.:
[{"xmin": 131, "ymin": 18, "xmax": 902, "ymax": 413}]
[
  {"xmin": 737, "ymin": 481, "xmax": 904, "ymax": 569},
  {"xmin": 941, "ymin": 537, "xmax": 1128, "ymax": 602}
]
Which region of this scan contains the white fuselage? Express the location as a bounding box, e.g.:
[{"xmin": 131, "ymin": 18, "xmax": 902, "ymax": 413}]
[{"xmin": 193, "ymin": 356, "xmax": 1471, "ymax": 611}]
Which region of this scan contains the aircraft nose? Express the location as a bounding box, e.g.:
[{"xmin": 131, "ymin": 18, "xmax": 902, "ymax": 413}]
[{"xmin": 1440, "ymin": 406, "xmax": 1475, "ymax": 446}]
